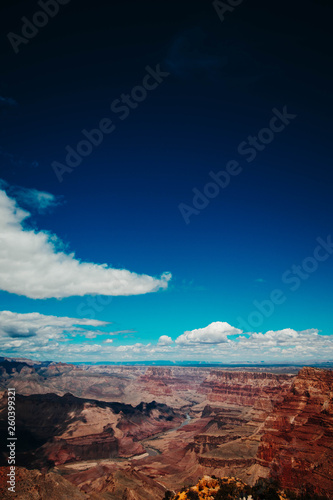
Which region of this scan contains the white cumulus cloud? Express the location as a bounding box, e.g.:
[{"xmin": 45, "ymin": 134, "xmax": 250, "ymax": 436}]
[
  {"xmin": 1, "ymin": 311, "xmax": 332, "ymax": 364},
  {"xmin": 175, "ymin": 321, "xmax": 242, "ymax": 345},
  {"xmin": 0, "ymin": 310, "xmax": 109, "ymax": 341},
  {"xmin": 158, "ymin": 335, "xmax": 173, "ymax": 345},
  {"xmin": 0, "ymin": 187, "xmax": 171, "ymax": 299},
  {"xmin": 244, "ymin": 328, "xmax": 320, "ymax": 347}
]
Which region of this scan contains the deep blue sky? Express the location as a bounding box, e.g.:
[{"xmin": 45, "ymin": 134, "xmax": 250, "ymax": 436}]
[{"xmin": 0, "ymin": 0, "xmax": 332, "ymax": 362}]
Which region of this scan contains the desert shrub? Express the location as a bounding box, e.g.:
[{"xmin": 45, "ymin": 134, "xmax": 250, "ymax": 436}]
[
  {"xmin": 252, "ymin": 478, "xmax": 280, "ymax": 500},
  {"xmin": 187, "ymin": 490, "xmax": 199, "ymax": 500},
  {"xmin": 215, "ymin": 479, "xmax": 249, "ymax": 500}
]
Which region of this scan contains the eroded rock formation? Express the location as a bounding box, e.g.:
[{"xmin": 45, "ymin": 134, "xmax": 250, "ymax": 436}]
[
  {"xmin": 1, "ymin": 359, "xmax": 332, "ymax": 499},
  {"xmin": 0, "ymin": 392, "xmax": 183, "ymax": 467},
  {"xmin": 257, "ymin": 367, "xmax": 333, "ymax": 498},
  {"xmin": 200, "ymin": 370, "xmax": 294, "ymax": 409}
]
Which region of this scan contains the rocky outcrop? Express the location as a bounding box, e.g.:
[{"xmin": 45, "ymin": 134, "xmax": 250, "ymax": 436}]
[
  {"xmin": 45, "ymin": 429, "xmax": 120, "ymax": 465},
  {"xmin": 0, "ymin": 464, "xmax": 167, "ymax": 500},
  {"xmin": 66, "ymin": 464, "xmax": 167, "ymax": 500},
  {"xmin": 0, "ymin": 392, "xmax": 183, "ymax": 467},
  {"xmin": 194, "ymin": 434, "xmax": 242, "ymax": 445},
  {"xmin": 0, "ymin": 467, "xmax": 87, "ymax": 500},
  {"xmin": 200, "ymin": 370, "xmax": 294, "ymax": 409},
  {"xmin": 198, "ymin": 457, "xmax": 255, "ymax": 468},
  {"xmin": 257, "ymin": 367, "xmax": 333, "ymax": 498},
  {"xmin": 65, "ymin": 464, "xmax": 117, "ymax": 495}
]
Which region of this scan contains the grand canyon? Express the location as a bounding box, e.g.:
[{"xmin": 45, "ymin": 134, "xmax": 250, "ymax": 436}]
[
  {"xmin": 0, "ymin": 358, "xmax": 332, "ymax": 499},
  {"xmin": 1, "ymin": 0, "xmax": 332, "ymax": 496}
]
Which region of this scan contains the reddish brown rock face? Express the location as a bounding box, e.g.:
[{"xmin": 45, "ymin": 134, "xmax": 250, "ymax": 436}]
[
  {"xmin": 0, "ymin": 361, "xmax": 210, "ymax": 408},
  {"xmin": 1, "ymin": 360, "xmax": 333, "ymax": 499},
  {"xmin": 200, "ymin": 370, "xmax": 294, "ymax": 409},
  {"xmin": 66, "ymin": 464, "xmax": 167, "ymax": 500},
  {"xmin": 0, "ymin": 467, "xmax": 86, "ymax": 500},
  {"xmin": 257, "ymin": 367, "xmax": 333, "ymax": 498},
  {"xmin": 0, "ymin": 392, "xmax": 184, "ymax": 467}
]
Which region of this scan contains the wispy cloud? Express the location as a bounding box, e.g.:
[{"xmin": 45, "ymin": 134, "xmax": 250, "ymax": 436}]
[
  {"xmin": 0, "ymin": 95, "xmax": 18, "ymax": 111},
  {"xmin": 0, "ymin": 310, "xmax": 109, "ymax": 342},
  {"xmin": 165, "ymin": 26, "xmax": 275, "ymax": 86},
  {"xmin": 110, "ymin": 330, "xmax": 137, "ymax": 335},
  {"xmin": 0, "ymin": 185, "xmax": 171, "ymax": 299},
  {"xmin": 0, "ymin": 148, "xmax": 39, "ymax": 169},
  {"xmin": 1, "ymin": 180, "xmax": 63, "ymax": 213}
]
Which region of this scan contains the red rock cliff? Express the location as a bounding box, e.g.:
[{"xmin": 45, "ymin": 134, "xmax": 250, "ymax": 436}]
[
  {"xmin": 257, "ymin": 367, "xmax": 333, "ymax": 498},
  {"xmin": 200, "ymin": 370, "xmax": 294, "ymax": 409}
]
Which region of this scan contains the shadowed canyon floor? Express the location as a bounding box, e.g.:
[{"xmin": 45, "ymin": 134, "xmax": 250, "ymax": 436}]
[{"xmin": 0, "ymin": 360, "xmax": 332, "ymax": 499}]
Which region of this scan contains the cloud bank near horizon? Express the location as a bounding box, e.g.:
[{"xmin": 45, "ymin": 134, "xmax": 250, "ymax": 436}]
[
  {"xmin": 0, "ymin": 185, "xmax": 171, "ymax": 299},
  {"xmin": 1, "ymin": 314, "xmax": 332, "ymax": 364}
]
